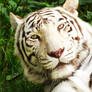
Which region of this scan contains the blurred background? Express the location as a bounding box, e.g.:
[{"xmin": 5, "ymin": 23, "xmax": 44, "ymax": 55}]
[{"xmin": 0, "ymin": 0, "xmax": 92, "ymax": 92}]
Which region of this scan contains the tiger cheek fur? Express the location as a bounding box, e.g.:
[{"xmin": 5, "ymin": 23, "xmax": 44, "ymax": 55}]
[{"xmin": 10, "ymin": 0, "xmax": 92, "ymax": 92}]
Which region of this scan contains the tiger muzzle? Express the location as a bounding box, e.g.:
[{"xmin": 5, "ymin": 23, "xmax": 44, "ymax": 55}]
[{"xmin": 48, "ymin": 48, "xmax": 64, "ymax": 58}]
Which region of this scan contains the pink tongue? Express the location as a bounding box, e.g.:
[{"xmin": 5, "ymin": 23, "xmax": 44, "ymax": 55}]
[{"xmin": 48, "ymin": 48, "xmax": 64, "ymax": 58}]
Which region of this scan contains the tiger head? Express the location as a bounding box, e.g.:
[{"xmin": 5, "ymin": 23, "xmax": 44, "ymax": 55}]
[{"xmin": 10, "ymin": 0, "xmax": 92, "ymax": 83}]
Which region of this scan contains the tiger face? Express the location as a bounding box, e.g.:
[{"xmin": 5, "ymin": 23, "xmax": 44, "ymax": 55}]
[
  {"xmin": 22, "ymin": 12, "xmax": 88, "ymax": 80},
  {"xmin": 10, "ymin": 0, "xmax": 91, "ymax": 83}
]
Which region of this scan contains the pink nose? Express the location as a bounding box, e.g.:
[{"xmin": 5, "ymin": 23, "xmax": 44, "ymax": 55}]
[{"xmin": 48, "ymin": 48, "xmax": 64, "ymax": 58}]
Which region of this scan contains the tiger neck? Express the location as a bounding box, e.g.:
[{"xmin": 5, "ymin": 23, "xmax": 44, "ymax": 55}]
[
  {"xmin": 81, "ymin": 49, "xmax": 92, "ymax": 74},
  {"xmin": 74, "ymin": 48, "xmax": 92, "ymax": 83},
  {"xmin": 43, "ymin": 48, "xmax": 92, "ymax": 92}
]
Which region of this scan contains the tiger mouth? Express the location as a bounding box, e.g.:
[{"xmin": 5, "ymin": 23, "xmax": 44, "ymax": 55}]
[
  {"xmin": 40, "ymin": 55, "xmax": 77, "ymax": 70},
  {"xmin": 39, "ymin": 48, "xmax": 78, "ymax": 70},
  {"xmin": 55, "ymin": 58, "xmax": 74, "ymax": 70},
  {"xmin": 40, "ymin": 57, "xmax": 70, "ymax": 70}
]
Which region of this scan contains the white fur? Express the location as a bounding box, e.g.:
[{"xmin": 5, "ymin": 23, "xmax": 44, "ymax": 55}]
[{"xmin": 10, "ymin": 0, "xmax": 92, "ymax": 91}]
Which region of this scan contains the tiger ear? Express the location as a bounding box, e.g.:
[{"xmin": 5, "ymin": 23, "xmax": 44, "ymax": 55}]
[
  {"xmin": 10, "ymin": 12, "xmax": 23, "ymax": 30},
  {"xmin": 63, "ymin": 0, "xmax": 79, "ymax": 16}
]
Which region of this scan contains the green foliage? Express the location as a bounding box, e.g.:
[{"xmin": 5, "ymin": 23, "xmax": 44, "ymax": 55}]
[
  {"xmin": 0, "ymin": 0, "xmax": 92, "ymax": 92},
  {"xmin": 78, "ymin": 3, "xmax": 92, "ymax": 24},
  {"xmin": 79, "ymin": 0, "xmax": 92, "ymax": 5}
]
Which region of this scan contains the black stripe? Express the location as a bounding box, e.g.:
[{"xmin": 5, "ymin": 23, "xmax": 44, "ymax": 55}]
[
  {"xmin": 21, "ymin": 39, "xmax": 37, "ymax": 66},
  {"xmin": 21, "ymin": 25, "xmax": 37, "ymax": 66},
  {"xmin": 16, "ymin": 26, "xmax": 29, "ymax": 67},
  {"xmin": 29, "ymin": 53, "xmax": 35, "ymax": 58},
  {"xmin": 74, "ymin": 19, "xmax": 83, "ymax": 36},
  {"xmin": 28, "ymin": 16, "xmax": 36, "ymax": 25},
  {"xmin": 17, "ymin": 42, "xmax": 29, "ymax": 67},
  {"xmin": 58, "ymin": 18, "xmax": 64, "ymax": 21},
  {"xmin": 22, "ymin": 26, "xmax": 25, "ymax": 37},
  {"xmin": 29, "ymin": 22, "xmax": 34, "ymax": 28},
  {"xmin": 26, "ymin": 13, "xmax": 37, "ymax": 23},
  {"xmin": 68, "ymin": 27, "xmax": 72, "ymax": 32},
  {"xmin": 37, "ymin": 19, "xmax": 40, "ymax": 24},
  {"xmin": 89, "ymin": 73, "xmax": 92, "ymax": 88},
  {"xmin": 43, "ymin": 13, "xmax": 54, "ymax": 15},
  {"xmin": 26, "ymin": 31, "xmax": 31, "ymax": 35},
  {"xmin": 25, "ymin": 42, "xmax": 33, "ymax": 48},
  {"xmin": 69, "ymin": 19, "xmax": 81, "ymax": 36},
  {"xmin": 62, "ymin": 15, "xmax": 67, "ymax": 20}
]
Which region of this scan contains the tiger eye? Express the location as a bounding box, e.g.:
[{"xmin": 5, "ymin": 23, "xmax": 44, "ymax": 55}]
[
  {"xmin": 31, "ymin": 35, "xmax": 37, "ymax": 39},
  {"xmin": 31, "ymin": 34, "xmax": 40, "ymax": 40}
]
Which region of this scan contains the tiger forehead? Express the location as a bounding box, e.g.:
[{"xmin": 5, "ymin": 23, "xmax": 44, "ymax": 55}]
[
  {"xmin": 25, "ymin": 9, "xmax": 61, "ymax": 30},
  {"xmin": 23, "ymin": 7, "xmax": 80, "ymax": 35},
  {"xmin": 25, "ymin": 8, "xmax": 68, "ymax": 23}
]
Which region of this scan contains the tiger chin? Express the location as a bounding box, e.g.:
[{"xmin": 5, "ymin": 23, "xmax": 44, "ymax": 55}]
[{"xmin": 10, "ymin": 0, "xmax": 92, "ymax": 92}]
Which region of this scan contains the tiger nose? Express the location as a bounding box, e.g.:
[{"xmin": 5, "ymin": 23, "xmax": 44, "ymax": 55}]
[{"xmin": 48, "ymin": 48, "xmax": 64, "ymax": 58}]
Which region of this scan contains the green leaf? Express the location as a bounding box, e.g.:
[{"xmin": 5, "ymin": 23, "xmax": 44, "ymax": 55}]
[
  {"xmin": 87, "ymin": 11, "xmax": 92, "ymax": 20},
  {"xmin": 0, "ymin": 72, "xmax": 6, "ymax": 82},
  {"xmin": 6, "ymin": 75, "xmax": 12, "ymax": 81},
  {"xmin": 79, "ymin": 0, "xmax": 92, "ymax": 5},
  {"xmin": 8, "ymin": 0, "xmax": 17, "ymax": 9},
  {"xmin": 29, "ymin": 1, "xmax": 50, "ymax": 7},
  {"xmin": 6, "ymin": 73, "xmax": 22, "ymax": 81}
]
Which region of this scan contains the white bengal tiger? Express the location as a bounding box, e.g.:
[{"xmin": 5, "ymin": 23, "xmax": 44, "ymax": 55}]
[{"xmin": 10, "ymin": 0, "xmax": 92, "ymax": 92}]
